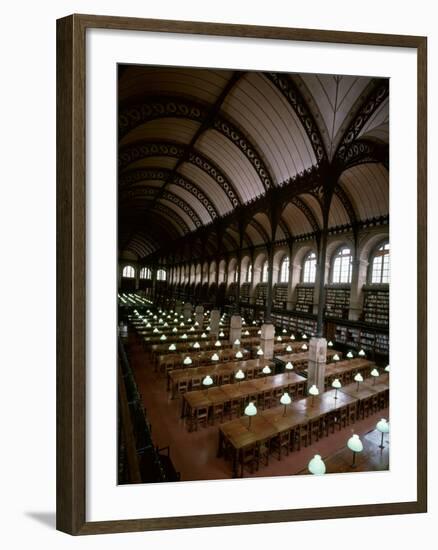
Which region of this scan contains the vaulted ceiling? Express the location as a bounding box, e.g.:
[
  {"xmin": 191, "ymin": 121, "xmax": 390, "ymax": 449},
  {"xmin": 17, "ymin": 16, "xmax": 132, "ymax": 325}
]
[{"xmin": 118, "ymin": 66, "xmax": 389, "ymax": 261}]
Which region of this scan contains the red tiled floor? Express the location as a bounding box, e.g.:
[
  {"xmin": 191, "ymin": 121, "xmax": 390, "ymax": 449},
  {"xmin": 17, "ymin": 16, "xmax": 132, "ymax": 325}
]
[{"xmin": 126, "ymin": 332, "xmax": 389, "ymax": 482}]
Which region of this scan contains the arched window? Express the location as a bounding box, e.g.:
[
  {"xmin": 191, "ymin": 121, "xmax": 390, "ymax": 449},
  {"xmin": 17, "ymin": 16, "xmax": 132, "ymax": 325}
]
[
  {"xmin": 139, "ymin": 267, "xmax": 151, "ymax": 279},
  {"xmin": 279, "ymin": 256, "xmax": 289, "ymax": 283},
  {"xmin": 122, "ymin": 265, "xmax": 135, "ymax": 278},
  {"xmin": 157, "ymin": 269, "xmax": 167, "ymax": 281},
  {"xmin": 370, "ymin": 242, "xmax": 390, "ymax": 284},
  {"xmin": 261, "ymin": 260, "xmax": 269, "ymax": 283},
  {"xmin": 332, "ymin": 247, "xmax": 353, "ymax": 283},
  {"xmin": 303, "ymin": 252, "xmax": 317, "ymax": 283},
  {"xmin": 246, "ymin": 264, "xmax": 252, "ymax": 283}
]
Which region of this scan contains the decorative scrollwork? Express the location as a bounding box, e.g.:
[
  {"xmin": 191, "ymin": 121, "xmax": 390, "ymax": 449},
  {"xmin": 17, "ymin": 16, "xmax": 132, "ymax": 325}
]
[
  {"xmin": 336, "ymin": 80, "xmax": 389, "ymax": 161},
  {"xmin": 265, "ymin": 73, "xmax": 326, "ymax": 163},
  {"xmin": 337, "ymin": 139, "xmax": 389, "ymax": 172}
]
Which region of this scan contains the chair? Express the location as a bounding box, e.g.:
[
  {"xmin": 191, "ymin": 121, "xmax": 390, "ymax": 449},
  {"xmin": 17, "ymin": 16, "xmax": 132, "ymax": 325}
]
[
  {"xmin": 322, "ymin": 411, "xmax": 336, "ymax": 436},
  {"xmin": 193, "ymin": 406, "xmax": 209, "ymax": 431},
  {"xmin": 271, "ymin": 431, "xmax": 291, "ymax": 460},
  {"xmin": 177, "ymin": 379, "xmax": 188, "ymax": 395},
  {"xmin": 259, "ymin": 390, "xmax": 273, "ymax": 410},
  {"xmin": 294, "ymin": 422, "xmax": 309, "ymax": 451},
  {"xmin": 256, "ymin": 439, "xmax": 270, "ymax": 469},
  {"xmin": 347, "ymin": 403, "xmax": 357, "ymax": 425},
  {"xmin": 309, "ymin": 417, "xmax": 322, "ymax": 444},
  {"xmin": 227, "ymin": 399, "xmax": 242, "ymax": 419},
  {"xmin": 333, "ymin": 406, "xmax": 348, "ymax": 431},
  {"xmin": 191, "ymin": 377, "xmax": 202, "ymax": 391},
  {"xmin": 220, "ymin": 373, "xmax": 232, "ymax": 385},
  {"xmin": 240, "ymin": 445, "xmax": 258, "ymax": 476},
  {"xmin": 210, "ymin": 403, "xmax": 224, "ymax": 425}
]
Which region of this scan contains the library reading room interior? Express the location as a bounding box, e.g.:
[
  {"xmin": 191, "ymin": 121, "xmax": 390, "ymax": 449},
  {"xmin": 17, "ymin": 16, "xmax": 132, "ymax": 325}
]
[{"xmin": 117, "ymin": 65, "xmax": 390, "ymax": 483}]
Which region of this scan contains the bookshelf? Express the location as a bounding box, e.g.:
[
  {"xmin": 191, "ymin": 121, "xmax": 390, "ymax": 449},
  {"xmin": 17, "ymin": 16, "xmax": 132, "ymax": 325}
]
[
  {"xmin": 325, "ymin": 286, "xmax": 350, "ymax": 319},
  {"xmin": 295, "ymin": 285, "xmax": 314, "ymax": 313},
  {"xmin": 273, "ymin": 284, "xmax": 288, "ymax": 310},
  {"xmin": 363, "ymin": 286, "xmax": 389, "ymax": 325},
  {"xmin": 240, "ymin": 282, "xmax": 251, "ymax": 304},
  {"xmin": 255, "ymin": 283, "xmax": 268, "ymax": 306}
]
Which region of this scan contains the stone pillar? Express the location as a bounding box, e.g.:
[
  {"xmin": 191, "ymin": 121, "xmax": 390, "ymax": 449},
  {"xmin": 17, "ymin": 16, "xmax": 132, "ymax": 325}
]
[
  {"xmin": 287, "ymin": 262, "xmax": 302, "ymax": 310},
  {"xmin": 183, "ymin": 302, "xmax": 192, "ymax": 321},
  {"xmin": 210, "ymin": 309, "xmax": 221, "ymax": 338},
  {"xmin": 307, "ymin": 337, "xmax": 327, "ymax": 393},
  {"xmin": 265, "ymin": 245, "xmax": 274, "ymax": 323},
  {"xmin": 195, "ymin": 305, "xmax": 204, "ymax": 326},
  {"xmin": 260, "ymin": 323, "xmax": 275, "ymax": 359},
  {"xmin": 229, "ymin": 314, "xmax": 242, "ymax": 344},
  {"xmin": 349, "ymin": 259, "xmax": 368, "ymax": 321}
]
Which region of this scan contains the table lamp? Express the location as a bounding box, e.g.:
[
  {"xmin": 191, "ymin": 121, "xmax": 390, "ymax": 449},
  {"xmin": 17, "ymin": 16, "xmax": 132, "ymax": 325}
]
[
  {"xmin": 211, "ymin": 353, "xmax": 219, "ymax": 362},
  {"xmin": 308, "ymin": 454, "xmax": 326, "ymax": 475},
  {"xmin": 187, "ymin": 318, "xmax": 192, "ymax": 323},
  {"xmin": 257, "ymin": 348, "xmax": 264, "ymax": 357},
  {"xmin": 189, "ymin": 326, "xmax": 195, "ymax": 332},
  {"xmin": 262, "ymin": 365, "xmax": 272, "ymax": 382},
  {"xmin": 286, "ymin": 344, "xmax": 293, "ymax": 353},
  {"xmin": 301, "ymin": 343, "xmax": 308, "ymax": 351},
  {"xmin": 153, "ymin": 327, "xmax": 159, "ymax": 334},
  {"xmin": 370, "ymin": 368, "xmax": 379, "ymax": 385},
  {"xmin": 358, "ymin": 349, "xmax": 366, "ymax": 357},
  {"xmin": 244, "ymin": 330, "xmax": 250, "ymax": 336},
  {"xmin": 280, "ymin": 391, "xmax": 292, "ymax": 416},
  {"xmin": 244, "ymin": 402, "xmax": 257, "ymax": 429},
  {"xmin": 201, "ymin": 332, "xmax": 207, "ymax": 339},
  {"xmin": 333, "ymin": 353, "xmax": 340, "ymax": 362},
  {"xmin": 346, "ymin": 351, "xmax": 354, "ymax": 359},
  {"xmin": 282, "ymin": 328, "xmax": 287, "ymax": 334},
  {"xmin": 160, "ymin": 334, "xmax": 167, "ymax": 341},
  {"xmin": 183, "ymin": 356, "xmax": 192, "ymax": 366},
  {"xmin": 354, "ymin": 372, "xmax": 363, "ymax": 391},
  {"xmin": 376, "ymin": 418, "xmax": 390, "ymax": 449},
  {"xmin": 219, "ymin": 331, "xmax": 225, "ymax": 338},
  {"xmin": 302, "ymin": 333, "xmax": 307, "ymax": 340},
  {"xmin": 235, "ymin": 369, "xmax": 245, "ymax": 385},
  {"xmin": 181, "ymin": 333, "xmax": 188, "ymax": 340},
  {"xmin": 215, "ymin": 340, "xmax": 221, "ymax": 347},
  {"xmin": 290, "ymin": 334, "xmax": 296, "ymax": 341},
  {"xmin": 172, "ymin": 327, "xmax": 178, "ymax": 333},
  {"xmin": 331, "ymin": 378, "xmax": 342, "ymax": 399},
  {"xmin": 347, "ymin": 434, "xmax": 363, "ymax": 467},
  {"xmin": 309, "ymin": 384, "xmax": 319, "ymax": 405},
  {"xmin": 202, "ymin": 375, "xmax": 213, "ymax": 394},
  {"xmin": 206, "ymin": 326, "xmax": 211, "ymax": 331},
  {"xmin": 285, "ymin": 362, "xmax": 294, "ymax": 378},
  {"xmin": 277, "ymin": 336, "xmax": 282, "ymax": 342},
  {"xmin": 194, "ymin": 321, "xmax": 199, "ymax": 327},
  {"xmin": 327, "ymin": 340, "xmax": 334, "ymax": 347},
  {"xmin": 168, "ymin": 343, "xmax": 176, "ymax": 351},
  {"xmin": 193, "ymin": 342, "xmax": 200, "ymax": 349},
  {"xmin": 234, "ymin": 339, "xmax": 241, "ymax": 346},
  {"xmin": 257, "ymin": 330, "xmax": 262, "ymax": 335},
  {"xmin": 235, "ymin": 350, "xmax": 243, "ymax": 359}
]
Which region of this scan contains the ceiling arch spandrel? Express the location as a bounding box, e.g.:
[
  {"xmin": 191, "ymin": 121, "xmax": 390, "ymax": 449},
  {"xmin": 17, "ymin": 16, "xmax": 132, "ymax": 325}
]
[
  {"xmin": 358, "ymin": 98, "xmax": 389, "ymax": 144},
  {"xmin": 119, "ymin": 66, "xmax": 233, "ymax": 105},
  {"xmin": 294, "ymin": 74, "xmax": 373, "ymax": 159},
  {"xmin": 338, "ymin": 163, "xmax": 388, "ymax": 221},
  {"xmin": 158, "ymin": 198, "xmax": 197, "ymax": 231},
  {"xmin": 221, "ymin": 72, "xmax": 316, "ymax": 183},
  {"xmin": 120, "ymin": 118, "xmax": 200, "ymax": 147},
  {"xmin": 281, "ymin": 202, "xmax": 314, "ymax": 237},
  {"xmin": 196, "ymin": 129, "xmax": 265, "ymax": 203}
]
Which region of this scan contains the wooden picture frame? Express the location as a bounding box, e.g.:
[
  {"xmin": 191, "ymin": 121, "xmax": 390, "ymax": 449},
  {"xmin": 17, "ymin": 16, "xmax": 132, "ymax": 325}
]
[{"xmin": 56, "ymin": 13, "xmax": 427, "ymax": 535}]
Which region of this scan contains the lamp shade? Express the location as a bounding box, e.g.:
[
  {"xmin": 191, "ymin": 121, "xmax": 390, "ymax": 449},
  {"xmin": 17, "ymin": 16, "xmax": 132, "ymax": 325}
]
[
  {"xmin": 201, "ymin": 332, "xmax": 207, "ymax": 338},
  {"xmin": 354, "ymin": 373, "xmax": 364, "ymax": 383},
  {"xmin": 308, "ymin": 454, "xmax": 326, "ymax": 475},
  {"xmin": 290, "ymin": 334, "xmax": 296, "ymax": 340},
  {"xmin": 257, "ymin": 330, "xmax": 262, "ymax": 335},
  {"xmin": 333, "ymin": 353, "xmax": 340, "ymax": 361},
  {"xmin": 244, "ymin": 402, "xmax": 257, "ymax": 417},
  {"xmin": 385, "ymin": 365, "xmax": 390, "ymax": 372},
  {"xmin": 244, "ymin": 330, "xmax": 250, "ymax": 336},
  {"xmin": 202, "ymin": 375, "xmax": 213, "ymax": 387},
  {"xmin": 160, "ymin": 334, "xmax": 167, "ymax": 341},
  {"xmin": 358, "ymin": 349, "xmax": 366, "ymax": 357},
  {"xmin": 235, "ymin": 350, "xmax": 243, "ymax": 359},
  {"xmin": 331, "ymin": 378, "xmax": 342, "ymax": 389},
  {"xmin": 302, "ymin": 333, "xmax": 307, "ymax": 339},
  {"xmin": 308, "ymin": 384, "xmax": 319, "ymax": 397},
  {"xmin": 252, "ymin": 320, "xmax": 257, "ymax": 325},
  {"xmin": 189, "ymin": 326, "xmax": 195, "ymax": 332},
  {"xmin": 153, "ymin": 328, "xmax": 159, "ymax": 334},
  {"xmin": 181, "ymin": 333, "xmax": 188, "ymax": 340},
  {"xmin": 327, "ymin": 340, "xmax": 334, "ymax": 347},
  {"xmin": 163, "ymin": 322, "xmax": 168, "ymax": 328},
  {"xmin": 301, "ymin": 343, "xmax": 308, "ymax": 351},
  {"xmin": 346, "ymin": 351, "xmax": 354, "ymax": 359},
  {"xmin": 370, "ymin": 368, "xmax": 379, "ymax": 378},
  {"xmin": 146, "ymin": 323, "xmax": 151, "ymax": 328},
  {"xmin": 257, "ymin": 348, "xmax": 264, "ymax": 356},
  {"xmin": 172, "ymin": 327, "xmax": 177, "ymax": 333},
  {"xmin": 158, "ymin": 318, "xmax": 163, "ymax": 324},
  {"xmin": 215, "ymin": 340, "xmax": 221, "ymax": 347},
  {"xmin": 194, "ymin": 321, "xmax": 199, "ymax": 327},
  {"xmin": 285, "ymin": 362, "xmax": 294, "ymax": 371},
  {"xmin": 376, "ymin": 418, "xmax": 390, "ymax": 433},
  {"xmin": 233, "ymin": 339, "xmax": 241, "ymax": 346},
  {"xmin": 347, "ymin": 434, "xmax": 363, "ymax": 453},
  {"xmin": 235, "ymin": 369, "xmax": 245, "ymax": 381},
  {"xmin": 187, "ymin": 318, "xmax": 192, "ymax": 323},
  {"xmin": 277, "ymin": 336, "xmax": 282, "ymax": 342},
  {"xmin": 180, "ymin": 322, "xmax": 185, "ymax": 327},
  {"xmin": 262, "ymin": 365, "xmax": 271, "ymax": 375},
  {"xmin": 211, "ymin": 353, "xmax": 219, "ymax": 361},
  {"xmin": 282, "ymin": 328, "xmax": 287, "ymax": 334},
  {"xmin": 183, "ymin": 356, "xmax": 192, "ymax": 365},
  {"xmin": 280, "ymin": 392, "xmax": 292, "ymax": 405},
  {"xmin": 206, "ymin": 326, "xmax": 211, "ymax": 331},
  {"xmin": 193, "ymin": 342, "xmax": 200, "ymax": 349},
  {"xmin": 286, "ymin": 345, "xmax": 293, "ymax": 352},
  {"xmin": 168, "ymin": 344, "xmax": 176, "ymax": 351},
  {"xmin": 219, "ymin": 331, "xmax": 225, "ymax": 338}
]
